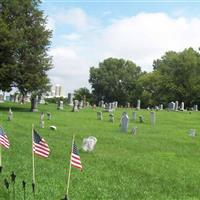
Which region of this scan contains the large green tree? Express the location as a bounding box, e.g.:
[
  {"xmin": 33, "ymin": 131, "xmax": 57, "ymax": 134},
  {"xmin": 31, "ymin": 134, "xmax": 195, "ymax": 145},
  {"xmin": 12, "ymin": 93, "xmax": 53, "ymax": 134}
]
[
  {"xmin": 0, "ymin": 0, "xmax": 52, "ymax": 109},
  {"xmin": 89, "ymin": 58, "xmax": 143, "ymax": 105},
  {"xmin": 153, "ymin": 48, "xmax": 200, "ymax": 106}
]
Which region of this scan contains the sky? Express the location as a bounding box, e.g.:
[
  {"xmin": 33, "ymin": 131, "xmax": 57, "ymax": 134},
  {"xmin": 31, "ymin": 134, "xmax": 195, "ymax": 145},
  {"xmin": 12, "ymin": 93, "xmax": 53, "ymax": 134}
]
[{"xmin": 41, "ymin": 0, "xmax": 200, "ymax": 94}]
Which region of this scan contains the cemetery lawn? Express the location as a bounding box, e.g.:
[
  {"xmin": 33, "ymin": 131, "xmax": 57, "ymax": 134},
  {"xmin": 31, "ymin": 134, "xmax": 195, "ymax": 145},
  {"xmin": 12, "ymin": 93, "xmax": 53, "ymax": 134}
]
[{"xmin": 1, "ymin": 103, "xmax": 200, "ymax": 200}]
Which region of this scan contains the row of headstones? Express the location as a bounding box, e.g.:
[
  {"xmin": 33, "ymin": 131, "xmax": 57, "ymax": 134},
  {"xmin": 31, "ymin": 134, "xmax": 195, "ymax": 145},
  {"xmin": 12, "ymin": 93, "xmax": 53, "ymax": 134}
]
[
  {"xmin": 72, "ymin": 100, "xmax": 90, "ymax": 112},
  {"xmin": 99, "ymin": 100, "xmax": 142, "ymax": 110},
  {"xmin": 99, "ymin": 100, "xmax": 118, "ymax": 111},
  {"xmin": 168, "ymin": 101, "xmax": 198, "ymax": 111},
  {"xmin": 97, "ymin": 111, "xmax": 155, "ymax": 133}
]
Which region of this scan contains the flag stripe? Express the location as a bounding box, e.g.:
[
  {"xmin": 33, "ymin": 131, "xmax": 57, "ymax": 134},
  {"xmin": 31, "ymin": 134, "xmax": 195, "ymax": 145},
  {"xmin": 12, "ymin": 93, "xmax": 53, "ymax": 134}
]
[
  {"xmin": 70, "ymin": 142, "xmax": 82, "ymax": 170},
  {"xmin": 33, "ymin": 130, "xmax": 50, "ymax": 158},
  {"xmin": 0, "ymin": 133, "xmax": 10, "ymax": 149}
]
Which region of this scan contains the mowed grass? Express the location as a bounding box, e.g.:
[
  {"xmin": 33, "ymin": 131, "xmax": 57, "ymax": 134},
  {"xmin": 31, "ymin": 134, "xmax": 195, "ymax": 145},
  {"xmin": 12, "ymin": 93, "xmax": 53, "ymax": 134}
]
[{"xmin": 0, "ymin": 102, "xmax": 200, "ymax": 199}]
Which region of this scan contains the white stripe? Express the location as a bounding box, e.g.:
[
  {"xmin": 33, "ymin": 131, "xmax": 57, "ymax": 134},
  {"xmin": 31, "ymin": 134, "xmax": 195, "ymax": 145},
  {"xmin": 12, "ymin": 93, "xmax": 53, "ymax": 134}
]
[
  {"xmin": 71, "ymin": 153, "xmax": 80, "ymax": 159},
  {"xmin": 71, "ymin": 157, "xmax": 81, "ymax": 164},
  {"xmin": 71, "ymin": 161, "xmax": 82, "ymax": 168}
]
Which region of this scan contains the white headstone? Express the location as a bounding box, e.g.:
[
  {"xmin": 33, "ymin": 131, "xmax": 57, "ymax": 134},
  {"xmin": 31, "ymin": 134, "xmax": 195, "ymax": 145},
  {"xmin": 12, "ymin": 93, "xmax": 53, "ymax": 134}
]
[
  {"xmin": 82, "ymin": 136, "xmax": 97, "ymax": 152},
  {"xmin": 150, "ymin": 111, "xmax": 155, "ymax": 126},
  {"xmin": 120, "ymin": 112, "xmax": 129, "ymax": 132}
]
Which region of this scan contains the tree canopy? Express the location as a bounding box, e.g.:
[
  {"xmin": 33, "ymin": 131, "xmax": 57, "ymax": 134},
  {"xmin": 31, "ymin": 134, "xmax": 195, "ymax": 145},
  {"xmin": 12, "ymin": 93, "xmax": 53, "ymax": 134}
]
[{"xmin": 0, "ymin": 0, "xmax": 52, "ymax": 105}]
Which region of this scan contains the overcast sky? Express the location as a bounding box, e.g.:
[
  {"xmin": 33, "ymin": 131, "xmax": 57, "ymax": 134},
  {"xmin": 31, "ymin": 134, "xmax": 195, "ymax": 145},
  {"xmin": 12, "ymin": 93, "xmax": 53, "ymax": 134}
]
[{"xmin": 41, "ymin": 1, "xmax": 200, "ymax": 94}]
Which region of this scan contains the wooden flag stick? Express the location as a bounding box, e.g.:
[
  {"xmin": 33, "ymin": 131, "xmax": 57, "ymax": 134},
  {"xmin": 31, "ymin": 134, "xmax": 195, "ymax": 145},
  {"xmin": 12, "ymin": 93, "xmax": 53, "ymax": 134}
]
[
  {"xmin": 0, "ymin": 114, "xmax": 3, "ymax": 173},
  {"xmin": 66, "ymin": 134, "xmax": 75, "ymax": 198},
  {"xmin": 32, "ymin": 124, "xmax": 36, "ymax": 198}
]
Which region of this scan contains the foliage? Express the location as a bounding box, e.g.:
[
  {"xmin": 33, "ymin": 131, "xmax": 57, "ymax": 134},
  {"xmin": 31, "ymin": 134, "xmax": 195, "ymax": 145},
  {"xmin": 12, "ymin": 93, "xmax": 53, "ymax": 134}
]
[
  {"xmin": 74, "ymin": 87, "xmax": 94, "ymax": 103},
  {"xmin": 0, "ymin": 0, "xmax": 52, "ymax": 106},
  {"xmin": 89, "ymin": 58, "xmax": 143, "ymax": 105}
]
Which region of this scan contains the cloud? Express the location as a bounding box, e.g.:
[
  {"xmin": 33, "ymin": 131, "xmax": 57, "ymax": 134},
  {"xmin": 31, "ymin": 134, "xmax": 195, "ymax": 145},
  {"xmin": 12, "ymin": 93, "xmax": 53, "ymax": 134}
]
[
  {"xmin": 46, "ymin": 16, "xmax": 55, "ymax": 31},
  {"xmin": 62, "ymin": 33, "xmax": 81, "ymax": 41},
  {"xmin": 49, "ymin": 11, "xmax": 200, "ymax": 93}
]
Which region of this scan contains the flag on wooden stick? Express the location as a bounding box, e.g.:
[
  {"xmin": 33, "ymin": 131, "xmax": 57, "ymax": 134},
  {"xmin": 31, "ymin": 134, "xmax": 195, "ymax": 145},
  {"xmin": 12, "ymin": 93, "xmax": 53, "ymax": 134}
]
[
  {"xmin": 33, "ymin": 129, "xmax": 50, "ymax": 158},
  {"xmin": 0, "ymin": 127, "xmax": 10, "ymax": 149},
  {"xmin": 70, "ymin": 142, "xmax": 82, "ymax": 170}
]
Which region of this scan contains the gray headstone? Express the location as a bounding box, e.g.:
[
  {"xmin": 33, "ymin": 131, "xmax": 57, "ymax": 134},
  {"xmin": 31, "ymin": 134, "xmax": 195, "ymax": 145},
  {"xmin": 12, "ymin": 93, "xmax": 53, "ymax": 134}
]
[
  {"xmin": 131, "ymin": 127, "xmax": 137, "ymax": 135},
  {"xmin": 175, "ymin": 101, "xmax": 179, "ymax": 111},
  {"xmin": 139, "ymin": 115, "xmax": 144, "ymax": 123},
  {"xmin": 97, "ymin": 112, "xmax": 103, "ymax": 120},
  {"xmin": 68, "ymin": 93, "xmax": 73, "ymax": 106},
  {"xmin": 160, "ymin": 104, "xmax": 163, "ymax": 110},
  {"xmin": 109, "ymin": 113, "xmax": 114, "ymax": 123},
  {"xmin": 180, "ymin": 102, "xmax": 184, "ymax": 111},
  {"xmin": 132, "ymin": 111, "xmax": 136, "ymax": 122},
  {"xmin": 150, "ymin": 111, "xmax": 155, "ymax": 126},
  {"xmin": 136, "ymin": 99, "xmax": 141, "ymax": 110},
  {"xmin": 194, "ymin": 105, "xmax": 198, "ymax": 111},
  {"xmin": 47, "ymin": 112, "xmax": 51, "ymax": 120},
  {"xmin": 72, "ymin": 100, "xmax": 79, "ymax": 112},
  {"xmin": 8, "ymin": 108, "xmax": 13, "ymax": 121},
  {"xmin": 120, "ymin": 112, "xmax": 129, "ymax": 132},
  {"xmin": 168, "ymin": 102, "xmax": 175, "ymax": 111}
]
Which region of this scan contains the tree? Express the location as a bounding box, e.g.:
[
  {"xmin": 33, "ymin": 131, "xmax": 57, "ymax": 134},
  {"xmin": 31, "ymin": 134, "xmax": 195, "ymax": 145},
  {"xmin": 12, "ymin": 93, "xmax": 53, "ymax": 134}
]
[
  {"xmin": 89, "ymin": 58, "xmax": 143, "ymax": 105},
  {"xmin": 74, "ymin": 87, "xmax": 93, "ymax": 103},
  {"xmin": 153, "ymin": 48, "xmax": 200, "ymax": 106},
  {"xmin": 0, "ymin": 0, "xmax": 52, "ymax": 110}
]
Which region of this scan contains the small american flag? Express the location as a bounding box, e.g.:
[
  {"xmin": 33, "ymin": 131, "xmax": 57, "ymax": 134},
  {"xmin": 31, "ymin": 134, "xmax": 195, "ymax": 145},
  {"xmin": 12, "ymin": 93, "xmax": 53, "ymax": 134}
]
[
  {"xmin": 33, "ymin": 129, "xmax": 50, "ymax": 158},
  {"xmin": 0, "ymin": 127, "xmax": 10, "ymax": 149},
  {"xmin": 71, "ymin": 142, "xmax": 82, "ymax": 170}
]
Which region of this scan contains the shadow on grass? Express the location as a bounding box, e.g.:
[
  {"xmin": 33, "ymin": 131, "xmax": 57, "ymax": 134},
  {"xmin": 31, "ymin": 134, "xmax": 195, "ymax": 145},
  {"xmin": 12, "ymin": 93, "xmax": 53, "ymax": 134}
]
[{"xmin": 0, "ymin": 105, "xmax": 31, "ymax": 113}]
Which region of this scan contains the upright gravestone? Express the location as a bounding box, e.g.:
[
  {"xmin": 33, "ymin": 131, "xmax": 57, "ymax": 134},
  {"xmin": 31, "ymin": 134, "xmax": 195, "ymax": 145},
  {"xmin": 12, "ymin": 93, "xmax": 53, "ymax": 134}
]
[
  {"xmin": 132, "ymin": 111, "xmax": 136, "ymax": 122},
  {"xmin": 168, "ymin": 102, "xmax": 175, "ymax": 111},
  {"xmin": 160, "ymin": 104, "xmax": 163, "ymax": 110},
  {"xmin": 40, "ymin": 112, "xmax": 45, "ymax": 128},
  {"xmin": 31, "ymin": 96, "xmax": 38, "ymax": 112},
  {"xmin": 72, "ymin": 100, "xmax": 79, "ymax": 112},
  {"xmin": 131, "ymin": 127, "xmax": 137, "ymax": 135},
  {"xmin": 139, "ymin": 115, "xmax": 144, "ymax": 123},
  {"xmin": 47, "ymin": 112, "xmax": 51, "ymax": 120},
  {"xmin": 68, "ymin": 93, "xmax": 73, "ymax": 106},
  {"xmin": 97, "ymin": 112, "xmax": 103, "ymax": 120},
  {"xmin": 8, "ymin": 108, "xmax": 13, "ymax": 121},
  {"xmin": 109, "ymin": 113, "xmax": 114, "ymax": 123},
  {"xmin": 175, "ymin": 101, "xmax": 179, "ymax": 111},
  {"xmin": 120, "ymin": 112, "xmax": 129, "ymax": 132},
  {"xmin": 150, "ymin": 111, "xmax": 155, "ymax": 126},
  {"xmin": 136, "ymin": 100, "xmax": 141, "ymax": 110},
  {"xmin": 180, "ymin": 102, "xmax": 184, "ymax": 111},
  {"xmin": 194, "ymin": 105, "xmax": 198, "ymax": 111}
]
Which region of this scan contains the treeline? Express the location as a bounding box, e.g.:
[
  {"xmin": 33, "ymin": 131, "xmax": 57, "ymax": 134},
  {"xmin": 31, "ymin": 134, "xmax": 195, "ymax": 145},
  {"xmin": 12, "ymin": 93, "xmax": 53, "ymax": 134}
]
[{"xmin": 75, "ymin": 48, "xmax": 200, "ymax": 108}]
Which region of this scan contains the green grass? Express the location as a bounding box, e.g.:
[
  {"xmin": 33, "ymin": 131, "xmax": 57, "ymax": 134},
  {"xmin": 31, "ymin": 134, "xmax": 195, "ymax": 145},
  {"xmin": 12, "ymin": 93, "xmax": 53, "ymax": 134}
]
[{"xmin": 0, "ymin": 102, "xmax": 200, "ymax": 199}]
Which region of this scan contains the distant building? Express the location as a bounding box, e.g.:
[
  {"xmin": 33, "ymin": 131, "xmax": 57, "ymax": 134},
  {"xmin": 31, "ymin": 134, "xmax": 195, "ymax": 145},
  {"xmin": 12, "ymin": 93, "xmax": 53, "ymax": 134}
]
[{"xmin": 47, "ymin": 84, "xmax": 65, "ymax": 97}]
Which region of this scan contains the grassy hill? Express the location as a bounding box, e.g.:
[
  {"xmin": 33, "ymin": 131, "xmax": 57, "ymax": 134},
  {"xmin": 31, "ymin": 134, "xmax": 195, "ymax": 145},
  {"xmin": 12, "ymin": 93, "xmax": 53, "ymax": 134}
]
[{"xmin": 0, "ymin": 102, "xmax": 200, "ymax": 199}]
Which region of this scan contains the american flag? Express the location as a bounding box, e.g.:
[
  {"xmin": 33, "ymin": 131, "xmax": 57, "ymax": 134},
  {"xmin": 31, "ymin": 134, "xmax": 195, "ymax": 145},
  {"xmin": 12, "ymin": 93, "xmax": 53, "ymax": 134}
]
[
  {"xmin": 33, "ymin": 129, "xmax": 50, "ymax": 158},
  {"xmin": 0, "ymin": 127, "xmax": 10, "ymax": 149},
  {"xmin": 71, "ymin": 142, "xmax": 82, "ymax": 170}
]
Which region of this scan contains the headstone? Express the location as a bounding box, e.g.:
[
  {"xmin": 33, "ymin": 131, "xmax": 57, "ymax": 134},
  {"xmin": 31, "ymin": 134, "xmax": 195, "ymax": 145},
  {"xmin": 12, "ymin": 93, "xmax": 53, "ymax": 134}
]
[
  {"xmin": 31, "ymin": 96, "xmax": 38, "ymax": 112},
  {"xmin": 72, "ymin": 100, "xmax": 79, "ymax": 112},
  {"xmin": 82, "ymin": 136, "xmax": 97, "ymax": 152},
  {"xmin": 132, "ymin": 111, "xmax": 136, "ymax": 122},
  {"xmin": 175, "ymin": 101, "xmax": 179, "ymax": 111},
  {"xmin": 150, "ymin": 111, "xmax": 155, "ymax": 126},
  {"xmin": 131, "ymin": 127, "xmax": 137, "ymax": 135},
  {"xmin": 180, "ymin": 102, "xmax": 184, "ymax": 111},
  {"xmin": 0, "ymin": 94, "xmax": 4, "ymax": 103},
  {"xmin": 99, "ymin": 100, "xmax": 104, "ymax": 108},
  {"xmin": 194, "ymin": 105, "xmax": 198, "ymax": 111},
  {"xmin": 47, "ymin": 112, "xmax": 51, "ymax": 120},
  {"xmin": 57, "ymin": 100, "xmax": 64, "ymax": 110},
  {"xmin": 168, "ymin": 102, "xmax": 175, "ymax": 111},
  {"xmin": 120, "ymin": 112, "xmax": 129, "ymax": 132},
  {"xmin": 109, "ymin": 113, "xmax": 114, "ymax": 123},
  {"xmin": 160, "ymin": 104, "xmax": 163, "ymax": 110},
  {"xmin": 8, "ymin": 108, "xmax": 13, "ymax": 121},
  {"xmin": 188, "ymin": 129, "xmax": 196, "ymax": 137},
  {"xmin": 146, "ymin": 107, "xmax": 150, "ymax": 110},
  {"xmin": 68, "ymin": 93, "xmax": 73, "ymax": 106},
  {"xmin": 136, "ymin": 99, "xmax": 141, "ymax": 110},
  {"xmin": 127, "ymin": 102, "xmax": 130, "ymax": 108},
  {"xmin": 40, "ymin": 112, "xmax": 45, "ymax": 128},
  {"xmin": 139, "ymin": 115, "xmax": 144, "ymax": 123},
  {"xmin": 97, "ymin": 112, "xmax": 103, "ymax": 120},
  {"xmin": 155, "ymin": 106, "xmax": 159, "ymax": 111}
]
